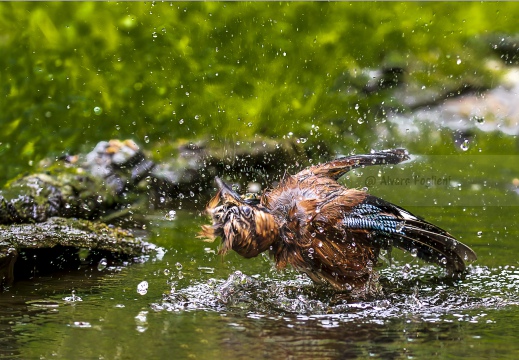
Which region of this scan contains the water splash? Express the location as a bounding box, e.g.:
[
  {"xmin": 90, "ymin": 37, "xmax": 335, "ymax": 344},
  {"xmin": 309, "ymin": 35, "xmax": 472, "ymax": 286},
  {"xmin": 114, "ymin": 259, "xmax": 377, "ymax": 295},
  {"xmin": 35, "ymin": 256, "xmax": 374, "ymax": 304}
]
[
  {"xmin": 153, "ymin": 265, "xmax": 519, "ymax": 323},
  {"xmin": 137, "ymin": 281, "xmax": 149, "ymax": 295},
  {"xmin": 63, "ymin": 290, "xmax": 83, "ymax": 303},
  {"xmin": 97, "ymin": 258, "xmax": 108, "ymax": 271}
]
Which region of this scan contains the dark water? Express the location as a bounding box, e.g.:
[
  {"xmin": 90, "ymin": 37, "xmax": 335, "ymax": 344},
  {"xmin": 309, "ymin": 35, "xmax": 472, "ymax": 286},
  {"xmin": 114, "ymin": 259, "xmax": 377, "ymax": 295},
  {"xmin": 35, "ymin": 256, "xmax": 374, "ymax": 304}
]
[{"xmin": 1, "ymin": 154, "xmax": 519, "ymax": 359}]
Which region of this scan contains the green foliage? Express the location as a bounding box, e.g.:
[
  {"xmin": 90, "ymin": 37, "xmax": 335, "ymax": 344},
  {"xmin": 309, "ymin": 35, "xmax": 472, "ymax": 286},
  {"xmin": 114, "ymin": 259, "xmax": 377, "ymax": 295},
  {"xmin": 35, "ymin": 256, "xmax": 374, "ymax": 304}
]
[{"xmin": 1, "ymin": 2, "xmax": 518, "ymax": 184}]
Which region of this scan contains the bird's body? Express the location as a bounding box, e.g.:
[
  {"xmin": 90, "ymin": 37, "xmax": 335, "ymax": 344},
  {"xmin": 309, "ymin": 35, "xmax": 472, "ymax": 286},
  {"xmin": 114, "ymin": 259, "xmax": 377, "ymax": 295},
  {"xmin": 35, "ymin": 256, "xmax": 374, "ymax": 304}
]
[{"xmin": 200, "ymin": 149, "xmax": 477, "ymax": 294}]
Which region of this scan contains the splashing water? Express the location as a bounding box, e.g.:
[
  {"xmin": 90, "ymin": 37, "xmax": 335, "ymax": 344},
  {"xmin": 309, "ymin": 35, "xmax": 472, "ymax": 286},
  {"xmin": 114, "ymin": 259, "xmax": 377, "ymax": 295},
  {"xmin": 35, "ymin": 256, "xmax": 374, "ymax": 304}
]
[
  {"xmin": 153, "ymin": 265, "xmax": 519, "ymax": 324},
  {"xmin": 137, "ymin": 281, "xmax": 149, "ymax": 295}
]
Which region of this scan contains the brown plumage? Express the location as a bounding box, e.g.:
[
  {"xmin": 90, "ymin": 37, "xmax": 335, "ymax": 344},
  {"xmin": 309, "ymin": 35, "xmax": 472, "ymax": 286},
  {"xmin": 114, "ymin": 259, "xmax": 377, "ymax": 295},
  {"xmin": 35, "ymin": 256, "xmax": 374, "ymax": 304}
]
[{"xmin": 199, "ymin": 149, "xmax": 477, "ymax": 293}]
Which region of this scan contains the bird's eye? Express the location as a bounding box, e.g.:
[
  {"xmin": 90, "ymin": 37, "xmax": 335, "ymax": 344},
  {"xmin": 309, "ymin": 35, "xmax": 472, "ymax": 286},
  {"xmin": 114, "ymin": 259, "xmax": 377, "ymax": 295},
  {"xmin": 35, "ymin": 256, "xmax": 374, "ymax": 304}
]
[
  {"xmin": 241, "ymin": 206, "xmax": 252, "ymax": 217},
  {"xmin": 212, "ymin": 206, "xmax": 226, "ymax": 221}
]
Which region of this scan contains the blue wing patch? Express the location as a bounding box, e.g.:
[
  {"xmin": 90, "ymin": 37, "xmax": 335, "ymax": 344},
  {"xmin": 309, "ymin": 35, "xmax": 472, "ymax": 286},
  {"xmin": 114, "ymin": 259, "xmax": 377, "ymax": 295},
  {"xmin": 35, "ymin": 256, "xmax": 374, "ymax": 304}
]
[{"xmin": 343, "ymin": 203, "xmax": 404, "ymax": 234}]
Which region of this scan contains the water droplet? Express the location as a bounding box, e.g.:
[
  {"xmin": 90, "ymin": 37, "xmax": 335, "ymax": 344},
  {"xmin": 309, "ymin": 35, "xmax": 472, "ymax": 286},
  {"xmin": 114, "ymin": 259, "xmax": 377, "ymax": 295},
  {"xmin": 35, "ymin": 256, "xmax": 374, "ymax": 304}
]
[
  {"xmin": 198, "ymin": 266, "xmax": 215, "ymax": 274},
  {"xmin": 456, "ymin": 58, "xmax": 462, "ymax": 65},
  {"xmin": 96, "ymin": 195, "xmax": 103, "ymax": 204},
  {"xmin": 357, "ymin": 118, "xmax": 364, "ymax": 124},
  {"xmin": 93, "ymin": 106, "xmax": 102, "ymax": 115},
  {"xmin": 72, "ymin": 321, "xmax": 91, "ymax": 328},
  {"xmin": 165, "ymin": 210, "xmax": 176, "ymax": 221},
  {"xmin": 395, "ymin": 222, "xmax": 404, "ymax": 232},
  {"xmin": 175, "ymin": 262, "xmax": 183, "ymax": 270},
  {"xmin": 135, "ymin": 310, "xmax": 148, "ymax": 333},
  {"xmin": 410, "ymin": 248, "xmax": 418, "ymax": 257},
  {"xmin": 297, "ymin": 138, "xmax": 307, "ymax": 144},
  {"xmin": 137, "ymin": 281, "xmax": 149, "ymax": 295},
  {"xmin": 63, "ymin": 290, "xmax": 82, "ymax": 302},
  {"xmin": 163, "ymin": 268, "xmax": 170, "ymax": 276},
  {"xmin": 460, "ymin": 139, "xmax": 469, "ymax": 151},
  {"xmin": 477, "ymin": 231, "xmax": 483, "ymax": 238},
  {"xmin": 472, "ymin": 116, "xmax": 485, "ymax": 124},
  {"xmin": 144, "ymin": 135, "xmax": 150, "ymax": 144},
  {"xmin": 97, "ymin": 258, "xmax": 107, "ymax": 271},
  {"xmin": 440, "ymin": 257, "xmax": 447, "ymax": 265}
]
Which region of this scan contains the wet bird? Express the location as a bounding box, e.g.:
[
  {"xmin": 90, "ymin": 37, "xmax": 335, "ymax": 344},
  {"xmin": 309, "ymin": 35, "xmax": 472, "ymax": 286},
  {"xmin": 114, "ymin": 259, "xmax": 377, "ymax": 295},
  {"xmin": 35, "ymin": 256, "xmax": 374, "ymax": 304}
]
[{"xmin": 200, "ymin": 149, "xmax": 477, "ymax": 294}]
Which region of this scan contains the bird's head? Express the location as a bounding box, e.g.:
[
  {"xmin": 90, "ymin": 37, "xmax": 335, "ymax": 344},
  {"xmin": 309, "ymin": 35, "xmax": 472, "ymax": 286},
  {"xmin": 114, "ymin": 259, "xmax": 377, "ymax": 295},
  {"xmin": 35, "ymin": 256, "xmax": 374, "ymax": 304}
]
[{"xmin": 199, "ymin": 177, "xmax": 279, "ymax": 258}]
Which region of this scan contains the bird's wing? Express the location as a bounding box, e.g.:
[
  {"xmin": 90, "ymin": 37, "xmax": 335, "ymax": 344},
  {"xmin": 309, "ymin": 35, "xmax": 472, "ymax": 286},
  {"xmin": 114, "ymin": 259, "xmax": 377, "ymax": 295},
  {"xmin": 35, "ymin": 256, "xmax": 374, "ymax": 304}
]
[
  {"xmin": 296, "ymin": 148, "xmax": 409, "ymax": 181},
  {"xmin": 341, "ymin": 194, "xmax": 477, "ymax": 273},
  {"xmin": 274, "ymin": 188, "xmax": 476, "ymax": 290}
]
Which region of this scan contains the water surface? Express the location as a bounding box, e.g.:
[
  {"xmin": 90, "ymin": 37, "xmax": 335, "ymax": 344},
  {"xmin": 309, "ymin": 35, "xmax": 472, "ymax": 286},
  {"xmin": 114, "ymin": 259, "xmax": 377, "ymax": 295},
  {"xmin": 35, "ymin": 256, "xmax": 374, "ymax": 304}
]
[{"xmin": 1, "ymin": 155, "xmax": 518, "ymax": 359}]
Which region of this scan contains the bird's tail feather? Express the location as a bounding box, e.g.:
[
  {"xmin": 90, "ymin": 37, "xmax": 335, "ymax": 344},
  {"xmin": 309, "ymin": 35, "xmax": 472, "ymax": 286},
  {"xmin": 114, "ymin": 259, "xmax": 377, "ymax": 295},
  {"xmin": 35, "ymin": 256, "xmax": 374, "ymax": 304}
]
[
  {"xmin": 389, "ymin": 221, "xmax": 476, "ymax": 274},
  {"xmin": 347, "ymin": 196, "xmax": 477, "ymax": 274}
]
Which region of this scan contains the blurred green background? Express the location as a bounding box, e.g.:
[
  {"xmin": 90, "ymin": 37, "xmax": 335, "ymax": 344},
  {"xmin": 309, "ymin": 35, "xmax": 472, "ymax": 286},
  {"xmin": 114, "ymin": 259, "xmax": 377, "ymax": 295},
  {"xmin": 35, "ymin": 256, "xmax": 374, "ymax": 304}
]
[{"xmin": 1, "ymin": 2, "xmax": 518, "ymax": 185}]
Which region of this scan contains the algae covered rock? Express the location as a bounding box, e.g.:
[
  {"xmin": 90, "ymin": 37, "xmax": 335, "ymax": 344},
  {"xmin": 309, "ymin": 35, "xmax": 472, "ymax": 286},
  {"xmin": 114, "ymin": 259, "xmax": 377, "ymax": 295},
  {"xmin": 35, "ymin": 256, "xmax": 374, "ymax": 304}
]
[
  {"xmin": 0, "ymin": 137, "xmax": 303, "ymax": 287},
  {"xmin": 0, "ymin": 217, "xmax": 156, "ymax": 286},
  {"xmin": 0, "ymin": 139, "xmax": 154, "ymax": 225}
]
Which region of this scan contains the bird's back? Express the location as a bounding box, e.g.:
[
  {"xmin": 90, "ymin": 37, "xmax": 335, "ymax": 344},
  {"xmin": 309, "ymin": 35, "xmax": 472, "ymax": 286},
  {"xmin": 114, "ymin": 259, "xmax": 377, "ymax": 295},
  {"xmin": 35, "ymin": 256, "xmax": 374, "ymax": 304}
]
[{"xmin": 262, "ymin": 174, "xmax": 381, "ymax": 291}]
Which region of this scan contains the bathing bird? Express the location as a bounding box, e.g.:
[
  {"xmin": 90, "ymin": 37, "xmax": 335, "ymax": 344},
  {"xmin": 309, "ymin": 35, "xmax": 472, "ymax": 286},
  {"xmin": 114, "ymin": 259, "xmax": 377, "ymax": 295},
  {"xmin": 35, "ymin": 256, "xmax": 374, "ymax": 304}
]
[{"xmin": 200, "ymin": 149, "xmax": 477, "ymax": 293}]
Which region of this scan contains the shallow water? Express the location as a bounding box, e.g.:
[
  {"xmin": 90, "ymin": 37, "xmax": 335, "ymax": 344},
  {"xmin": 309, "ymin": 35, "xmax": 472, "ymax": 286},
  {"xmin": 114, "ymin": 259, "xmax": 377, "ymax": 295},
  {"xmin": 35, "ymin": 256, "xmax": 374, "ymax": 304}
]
[{"xmin": 1, "ymin": 192, "xmax": 519, "ymax": 359}]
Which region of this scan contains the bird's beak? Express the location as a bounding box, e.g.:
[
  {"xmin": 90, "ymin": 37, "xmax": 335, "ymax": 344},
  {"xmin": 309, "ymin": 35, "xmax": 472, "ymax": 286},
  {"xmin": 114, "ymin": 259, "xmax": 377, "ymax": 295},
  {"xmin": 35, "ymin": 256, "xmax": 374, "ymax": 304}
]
[{"xmin": 215, "ymin": 177, "xmax": 245, "ymax": 205}]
